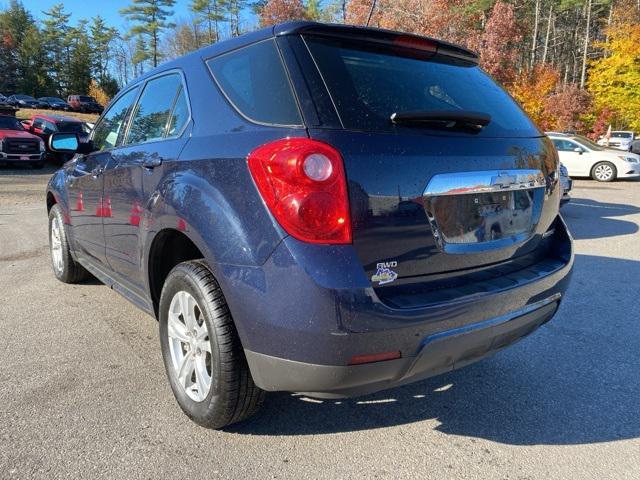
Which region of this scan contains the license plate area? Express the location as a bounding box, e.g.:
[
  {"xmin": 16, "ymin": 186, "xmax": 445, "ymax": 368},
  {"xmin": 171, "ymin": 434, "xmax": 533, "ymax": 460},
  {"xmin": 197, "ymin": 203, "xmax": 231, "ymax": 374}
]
[{"xmin": 423, "ymin": 170, "xmax": 546, "ymax": 254}]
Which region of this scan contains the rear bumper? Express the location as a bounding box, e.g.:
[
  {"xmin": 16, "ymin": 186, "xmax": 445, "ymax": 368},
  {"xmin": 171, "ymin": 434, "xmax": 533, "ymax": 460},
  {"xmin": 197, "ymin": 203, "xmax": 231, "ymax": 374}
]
[
  {"xmin": 246, "ymin": 296, "xmax": 559, "ymax": 398},
  {"xmin": 219, "ymin": 216, "xmax": 573, "ymax": 398}
]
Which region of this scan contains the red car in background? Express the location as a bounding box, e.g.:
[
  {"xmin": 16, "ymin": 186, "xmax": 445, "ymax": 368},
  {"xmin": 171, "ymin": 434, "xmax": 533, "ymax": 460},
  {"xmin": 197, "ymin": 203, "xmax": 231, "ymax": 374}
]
[
  {"xmin": 0, "ymin": 114, "xmax": 45, "ymax": 169},
  {"xmin": 27, "ymin": 113, "xmax": 89, "ymax": 164}
]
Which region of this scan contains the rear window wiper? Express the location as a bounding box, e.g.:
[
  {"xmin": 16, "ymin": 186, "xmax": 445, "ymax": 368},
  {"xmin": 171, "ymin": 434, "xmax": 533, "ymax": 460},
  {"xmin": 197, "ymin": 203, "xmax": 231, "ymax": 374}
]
[{"xmin": 390, "ymin": 110, "xmax": 491, "ymax": 131}]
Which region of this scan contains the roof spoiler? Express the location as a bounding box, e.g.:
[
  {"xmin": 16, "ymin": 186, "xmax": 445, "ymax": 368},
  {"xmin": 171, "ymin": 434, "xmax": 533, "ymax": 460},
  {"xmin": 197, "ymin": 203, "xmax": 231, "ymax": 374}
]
[{"xmin": 274, "ymin": 21, "xmax": 479, "ymax": 65}]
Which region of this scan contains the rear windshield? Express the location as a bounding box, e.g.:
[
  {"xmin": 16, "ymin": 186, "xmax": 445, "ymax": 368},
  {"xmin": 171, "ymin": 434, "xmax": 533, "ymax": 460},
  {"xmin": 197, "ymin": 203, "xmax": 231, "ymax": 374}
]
[
  {"xmin": 303, "ymin": 36, "xmax": 539, "ymax": 137},
  {"xmin": 79, "ymin": 96, "xmax": 95, "ymax": 102},
  {"xmin": 57, "ymin": 122, "xmax": 84, "ymax": 133}
]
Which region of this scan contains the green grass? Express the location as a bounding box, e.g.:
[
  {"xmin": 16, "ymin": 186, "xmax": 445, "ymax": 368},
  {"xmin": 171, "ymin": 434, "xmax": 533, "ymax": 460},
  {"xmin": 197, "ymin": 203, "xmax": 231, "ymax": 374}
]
[{"xmin": 15, "ymin": 108, "xmax": 99, "ymax": 123}]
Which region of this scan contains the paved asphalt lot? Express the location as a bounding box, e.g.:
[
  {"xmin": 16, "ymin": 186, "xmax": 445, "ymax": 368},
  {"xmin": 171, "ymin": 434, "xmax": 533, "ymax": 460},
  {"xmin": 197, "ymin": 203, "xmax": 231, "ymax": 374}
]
[{"xmin": 1, "ymin": 166, "xmax": 639, "ymax": 480}]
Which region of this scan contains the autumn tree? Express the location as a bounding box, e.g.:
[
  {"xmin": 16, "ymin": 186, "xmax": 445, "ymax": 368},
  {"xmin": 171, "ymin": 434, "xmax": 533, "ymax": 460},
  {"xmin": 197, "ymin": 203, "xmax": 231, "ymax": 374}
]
[
  {"xmin": 544, "ymin": 84, "xmax": 592, "ymax": 132},
  {"xmin": 0, "ymin": 0, "xmax": 33, "ymax": 93},
  {"xmin": 511, "ymin": 64, "xmax": 560, "ymax": 129},
  {"xmin": 259, "ymin": 0, "xmax": 308, "ymax": 27},
  {"xmin": 587, "ymin": 9, "xmax": 640, "ymax": 131},
  {"xmin": 478, "ymin": 1, "xmax": 522, "ymax": 85}
]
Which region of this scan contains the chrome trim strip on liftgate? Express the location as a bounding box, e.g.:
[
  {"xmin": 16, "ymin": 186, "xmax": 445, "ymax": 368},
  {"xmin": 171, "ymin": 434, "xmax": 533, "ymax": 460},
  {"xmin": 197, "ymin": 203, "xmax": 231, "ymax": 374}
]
[
  {"xmin": 423, "ymin": 169, "xmax": 547, "ymax": 254},
  {"xmin": 424, "ymin": 169, "xmax": 546, "ymax": 197}
]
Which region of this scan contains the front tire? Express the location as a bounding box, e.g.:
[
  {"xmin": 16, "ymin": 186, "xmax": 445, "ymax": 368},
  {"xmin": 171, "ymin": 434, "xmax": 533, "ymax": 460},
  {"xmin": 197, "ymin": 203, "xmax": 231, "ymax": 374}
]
[
  {"xmin": 592, "ymin": 161, "xmax": 616, "ymax": 182},
  {"xmin": 159, "ymin": 260, "xmax": 265, "ymax": 429},
  {"xmin": 48, "ymin": 204, "xmax": 90, "ymax": 283}
]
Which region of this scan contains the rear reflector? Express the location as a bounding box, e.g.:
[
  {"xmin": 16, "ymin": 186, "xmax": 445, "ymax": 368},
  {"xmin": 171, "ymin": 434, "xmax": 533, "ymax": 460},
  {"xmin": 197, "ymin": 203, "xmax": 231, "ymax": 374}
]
[{"xmin": 348, "ymin": 351, "xmax": 401, "ymax": 365}]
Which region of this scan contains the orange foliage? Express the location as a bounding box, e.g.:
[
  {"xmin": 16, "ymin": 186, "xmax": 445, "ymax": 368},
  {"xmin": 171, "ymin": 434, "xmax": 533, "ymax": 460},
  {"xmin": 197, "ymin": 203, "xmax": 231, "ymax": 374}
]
[
  {"xmin": 510, "ymin": 65, "xmax": 560, "ymax": 130},
  {"xmin": 259, "ymin": 0, "xmax": 308, "ymax": 27}
]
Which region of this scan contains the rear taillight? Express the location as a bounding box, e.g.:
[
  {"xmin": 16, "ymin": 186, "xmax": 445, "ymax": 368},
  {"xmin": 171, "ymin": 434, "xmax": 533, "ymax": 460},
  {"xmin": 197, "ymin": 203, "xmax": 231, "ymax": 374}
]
[{"xmin": 247, "ymin": 138, "xmax": 351, "ymax": 244}]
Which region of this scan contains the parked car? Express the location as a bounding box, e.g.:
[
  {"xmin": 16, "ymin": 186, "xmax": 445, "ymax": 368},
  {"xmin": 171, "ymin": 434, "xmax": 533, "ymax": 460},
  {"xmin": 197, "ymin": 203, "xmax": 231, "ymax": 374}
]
[
  {"xmin": 5, "ymin": 94, "xmax": 46, "ymax": 109},
  {"xmin": 548, "ymin": 132, "xmax": 640, "ymax": 181},
  {"xmin": 38, "ymin": 97, "xmax": 71, "ymax": 111},
  {"xmin": 597, "ymin": 130, "xmax": 635, "ymax": 151},
  {"xmin": 631, "ymin": 139, "xmax": 640, "ymax": 155},
  {"xmin": 559, "ymin": 162, "xmax": 571, "ymax": 206},
  {"xmin": 27, "ymin": 114, "xmax": 88, "ymax": 164},
  {"xmin": 46, "ymin": 22, "xmax": 573, "ymax": 429},
  {"xmin": 0, "ymin": 114, "xmax": 45, "ymax": 168},
  {"xmin": 67, "ymin": 95, "xmax": 103, "ymax": 114}
]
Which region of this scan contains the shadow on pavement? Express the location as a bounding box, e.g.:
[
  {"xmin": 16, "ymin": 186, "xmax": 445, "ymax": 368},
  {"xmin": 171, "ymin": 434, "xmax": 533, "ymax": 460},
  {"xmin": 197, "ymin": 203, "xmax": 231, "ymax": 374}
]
[
  {"xmin": 561, "ymin": 197, "xmax": 640, "ymax": 239},
  {"xmin": 229, "ymin": 254, "xmax": 640, "ymax": 445}
]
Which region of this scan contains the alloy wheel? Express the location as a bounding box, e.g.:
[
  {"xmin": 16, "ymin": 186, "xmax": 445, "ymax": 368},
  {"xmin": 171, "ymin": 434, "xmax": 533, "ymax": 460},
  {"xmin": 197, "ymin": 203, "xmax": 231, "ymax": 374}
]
[
  {"xmin": 167, "ymin": 291, "xmax": 212, "ymax": 402},
  {"xmin": 50, "ymin": 215, "xmax": 64, "ymax": 274},
  {"xmin": 594, "ymin": 164, "xmax": 614, "ymax": 181}
]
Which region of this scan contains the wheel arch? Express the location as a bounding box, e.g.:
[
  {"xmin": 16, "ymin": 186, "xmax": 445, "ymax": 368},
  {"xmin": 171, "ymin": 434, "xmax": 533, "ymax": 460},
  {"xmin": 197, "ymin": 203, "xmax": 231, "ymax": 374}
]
[{"xmin": 146, "ymin": 228, "xmax": 206, "ymax": 318}]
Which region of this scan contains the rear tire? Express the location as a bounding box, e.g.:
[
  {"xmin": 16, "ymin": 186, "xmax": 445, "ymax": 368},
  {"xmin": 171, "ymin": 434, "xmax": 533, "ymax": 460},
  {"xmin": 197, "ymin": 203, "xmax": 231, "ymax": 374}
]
[
  {"xmin": 591, "ymin": 161, "xmax": 616, "ymax": 182},
  {"xmin": 159, "ymin": 260, "xmax": 265, "ymax": 429},
  {"xmin": 48, "ymin": 204, "xmax": 90, "ymax": 283}
]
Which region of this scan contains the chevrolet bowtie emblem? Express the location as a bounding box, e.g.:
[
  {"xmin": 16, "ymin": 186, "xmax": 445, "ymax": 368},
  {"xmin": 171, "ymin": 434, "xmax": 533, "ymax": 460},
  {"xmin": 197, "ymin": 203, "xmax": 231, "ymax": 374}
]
[{"xmin": 491, "ymin": 173, "xmax": 518, "ymax": 189}]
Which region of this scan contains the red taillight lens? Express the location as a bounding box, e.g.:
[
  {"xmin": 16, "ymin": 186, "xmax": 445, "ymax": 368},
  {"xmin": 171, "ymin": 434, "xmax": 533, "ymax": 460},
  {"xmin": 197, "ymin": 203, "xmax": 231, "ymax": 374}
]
[
  {"xmin": 247, "ymin": 138, "xmax": 352, "ymax": 244},
  {"xmin": 393, "ymin": 35, "xmax": 437, "ymax": 52}
]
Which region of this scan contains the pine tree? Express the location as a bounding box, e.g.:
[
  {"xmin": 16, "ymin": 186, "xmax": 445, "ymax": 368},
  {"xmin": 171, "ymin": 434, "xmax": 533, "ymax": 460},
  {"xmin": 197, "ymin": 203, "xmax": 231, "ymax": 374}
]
[
  {"xmin": 41, "ymin": 3, "xmax": 71, "ymax": 94},
  {"xmin": 190, "ymin": 0, "xmax": 224, "ymax": 44},
  {"xmin": 120, "ymin": 0, "xmax": 176, "ymax": 68},
  {"xmin": 17, "ymin": 25, "xmax": 52, "ymax": 96},
  {"xmin": 90, "ymin": 16, "xmax": 119, "ymax": 85},
  {"xmin": 66, "ymin": 20, "xmax": 93, "ymax": 95},
  {"xmin": 222, "ymin": 0, "xmax": 247, "ymax": 37}
]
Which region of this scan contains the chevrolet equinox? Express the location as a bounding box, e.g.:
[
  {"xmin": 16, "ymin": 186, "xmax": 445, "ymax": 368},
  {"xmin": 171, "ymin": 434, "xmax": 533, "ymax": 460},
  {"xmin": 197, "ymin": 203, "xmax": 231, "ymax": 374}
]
[{"xmin": 46, "ymin": 22, "xmax": 573, "ymax": 428}]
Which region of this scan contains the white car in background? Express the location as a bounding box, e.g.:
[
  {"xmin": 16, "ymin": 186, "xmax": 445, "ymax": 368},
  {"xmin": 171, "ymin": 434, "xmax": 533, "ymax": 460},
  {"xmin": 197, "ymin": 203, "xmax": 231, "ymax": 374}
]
[
  {"xmin": 597, "ymin": 131, "xmax": 635, "ymax": 151},
  {"xmin": 547, "ymin": 132, "xmax": 640, "ymax": 182}
]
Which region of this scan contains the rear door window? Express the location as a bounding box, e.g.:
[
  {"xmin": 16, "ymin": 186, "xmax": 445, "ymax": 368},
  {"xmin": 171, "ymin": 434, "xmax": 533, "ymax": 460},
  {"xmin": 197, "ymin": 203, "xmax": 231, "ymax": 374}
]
[
  {"xmin": 207, "ymin": 39, "xmax": 302, "ymax": 126},
  {"xmin": 303, "ymin": 36, "xmax": 539, "ymax": 137},
  {"xmin": 125, "ymin": 73, "xmax": 183, "ymax": 145}
]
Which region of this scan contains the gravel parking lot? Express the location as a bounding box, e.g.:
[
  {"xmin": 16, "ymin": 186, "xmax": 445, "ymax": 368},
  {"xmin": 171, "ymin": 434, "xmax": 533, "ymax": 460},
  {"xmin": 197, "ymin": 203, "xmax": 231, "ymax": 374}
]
[{"xmin": 1, "ymin": 167, "xmax": 639, "ymax": 480}]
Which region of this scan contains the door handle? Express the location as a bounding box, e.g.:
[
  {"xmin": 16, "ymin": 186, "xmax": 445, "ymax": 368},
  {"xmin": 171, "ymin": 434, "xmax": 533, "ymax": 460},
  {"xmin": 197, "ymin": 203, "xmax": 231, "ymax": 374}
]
[{"xmin": 142, "ymin": 156, "xmax": 163, "ymax": 169}]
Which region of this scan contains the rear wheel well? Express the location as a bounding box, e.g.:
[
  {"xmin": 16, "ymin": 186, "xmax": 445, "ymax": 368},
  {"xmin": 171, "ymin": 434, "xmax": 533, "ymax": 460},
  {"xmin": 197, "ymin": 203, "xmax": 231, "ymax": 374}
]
[
  {"xmin": 46, "ymin": 192, "xmax": 56, "ymax": 213},
  {"xmin": 148, "ymin": 229, "xmax": 204, "ymax": 317}
]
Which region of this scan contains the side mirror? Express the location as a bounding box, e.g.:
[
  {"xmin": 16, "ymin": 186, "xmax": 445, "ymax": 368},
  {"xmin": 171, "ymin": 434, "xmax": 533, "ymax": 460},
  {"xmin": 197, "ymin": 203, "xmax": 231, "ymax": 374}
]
[
  {"xmin": 573, "ymin": 147, "xmax": 584, "ymax": 154},
  {"xmin": 49, "ymin": 132, "xmax": 79, "ymax": 152}
]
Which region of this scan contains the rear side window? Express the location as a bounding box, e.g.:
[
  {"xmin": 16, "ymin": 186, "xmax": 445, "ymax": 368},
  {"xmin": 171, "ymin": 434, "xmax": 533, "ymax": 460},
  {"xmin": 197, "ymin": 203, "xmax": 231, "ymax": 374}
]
[
  {"xmin": 303, "ymin": 36, "xmax": 539, "ymax": 137},
  {"xmin": 207, "ymin": 40, "xmax": 302, "ymax": 126},
  {"xmin": 126, "ymin": 73, "xmax": 186, "ymax": 145}
]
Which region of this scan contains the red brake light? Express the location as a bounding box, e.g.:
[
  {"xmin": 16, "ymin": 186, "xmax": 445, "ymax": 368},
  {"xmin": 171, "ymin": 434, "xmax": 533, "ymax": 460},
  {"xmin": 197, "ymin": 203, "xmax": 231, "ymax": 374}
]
[
  {"xmin": 247, "ymin": 138, "xmax": 352, "ymax": 244},
  {"xmin": 392, "ymin": 36, "xmax": 438, "ymax": 59}
]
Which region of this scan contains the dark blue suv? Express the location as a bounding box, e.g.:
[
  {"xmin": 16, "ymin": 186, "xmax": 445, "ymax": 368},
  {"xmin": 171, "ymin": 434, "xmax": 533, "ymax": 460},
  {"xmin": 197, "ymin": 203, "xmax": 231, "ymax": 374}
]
[{"xmin": 46, "ymin": 22, "xmax": 573, "ymax": 428}]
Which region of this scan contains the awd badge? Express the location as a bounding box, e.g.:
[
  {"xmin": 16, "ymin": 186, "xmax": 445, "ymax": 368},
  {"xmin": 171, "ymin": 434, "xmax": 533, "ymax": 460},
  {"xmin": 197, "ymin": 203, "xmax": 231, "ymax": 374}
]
[{"xmin": 371, "ymin": 261, "xmax": 398, "ymax": 285}]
